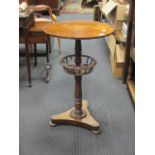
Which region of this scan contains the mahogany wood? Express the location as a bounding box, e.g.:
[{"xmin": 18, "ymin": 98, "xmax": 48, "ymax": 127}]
[
  {"xmin": 70, "ymin": 40, "xmax": 86, "ymax": 119},
  {"xmin": 50, "ymin": 100, "xmax": 101, "ymax": 134},
  {"xmin": 44, "ymin": 20, "xmax": 113, "ymax": 134},
  {"xmin": 43, "ymin": 20, "xmax": 113, "ymax": 39}
]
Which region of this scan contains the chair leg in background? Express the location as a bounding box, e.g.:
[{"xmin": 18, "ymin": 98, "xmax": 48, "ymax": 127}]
[
  {"xmin": 46, "ymin": 42, "xmax": 49, "ymax": 63},
  {"xmin": 48, "ymin": 36, "xmax": 52, "ymax": 54},
  {"xmin": 44, "ymin": 41, "xmax": 50, "ymax": 83},
  {"xmin": 57, "ymin": 38, "xmax": 61, "ymax": 54},
  {"xmin": 34, "ymin": 43, "xmax": 37, "ymax": 66}
]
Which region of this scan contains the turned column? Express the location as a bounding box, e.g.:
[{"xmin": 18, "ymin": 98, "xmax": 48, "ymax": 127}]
[{"xmin": 70, "ymin": 40, "xmax": 86, "ymax": 119}]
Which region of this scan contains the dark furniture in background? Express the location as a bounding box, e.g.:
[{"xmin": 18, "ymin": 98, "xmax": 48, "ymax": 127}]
[
  {"xmin": 19, "ymin": 5, "xmax": 53, "ymax": 86},
  {"xmin": 123, "ymin": 0, "xmax": 135, "ymax": 103},
  {"xmin": 19, "ymin": 7, "xmax": 35, "ymax": 87},
  {"xmin": 28, "ymin": 0, "xmax": 62, "ymax": 15},
  {"xmin": 81, "ymin": 0, "xmax": 100, "ymax": 8}
]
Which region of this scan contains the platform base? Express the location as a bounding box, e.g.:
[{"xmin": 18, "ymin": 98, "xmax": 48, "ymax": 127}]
[{"xmin": 50, "ymin": 100, "xmax": 101, "ymax": 134}]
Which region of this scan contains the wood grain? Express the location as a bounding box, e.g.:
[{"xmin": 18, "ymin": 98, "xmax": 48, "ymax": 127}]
[
  {"xmin": 51, "ymin": 100, "xmax": 100, "ymax": 132},
  {"xmin": 42, "ymin": 20, "xmax": 113, "ymax": 39}
]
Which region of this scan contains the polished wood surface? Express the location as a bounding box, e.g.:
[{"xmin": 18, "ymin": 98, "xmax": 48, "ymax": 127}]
[
  {"xmin": 50, "ymin": 39, "xmax": 102, "ymax": 134},
  {"xmin": 47, "ymin": 20, "xmax": 113, "ymax": 134},
  {"xmin": 51, "ymin": 100, "xmax": 101, "ymax": 134},
  {"xmin": 42, "ymin": 20, "xmax": 113, "ymax": 39}
]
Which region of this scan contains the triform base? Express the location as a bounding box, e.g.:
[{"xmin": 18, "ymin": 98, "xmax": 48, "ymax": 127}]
[{"xmin": 50, "ymin": 100, "xmax": 101, "ymax": 134}]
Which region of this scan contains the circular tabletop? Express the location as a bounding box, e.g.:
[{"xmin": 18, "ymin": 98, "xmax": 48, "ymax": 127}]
[{"xmin": 42, "ymin": 20, "xmax": 113, "ymax": 40}]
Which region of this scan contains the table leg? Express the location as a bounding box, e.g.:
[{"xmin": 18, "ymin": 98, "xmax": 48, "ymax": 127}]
[
  {"xmin": 70, "ymin": 40, "xmax": 86, "ymax": 118},
  {"xmin": 24, "ymin": 27, "xmax": 32, "ymax": 87},
  {"xmin": 50, "ymin": 40, "xmax": 101, "ymax": 134},
  {"xmin": 44, "ymin": 39, "xmax": 50, "ymax": 83},
  {"xmin": 44, "ymin": 64, "xmax": 51, "ymax": 83}
]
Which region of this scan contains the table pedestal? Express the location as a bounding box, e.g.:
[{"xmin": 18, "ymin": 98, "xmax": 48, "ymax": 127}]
[
  {"xmin": 50, "ymin": 100, "xmax": 100, "ymax": 134},
  {"xmin": 50, "ymin": 40, "xmax": 101, "ymax": 134}
]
